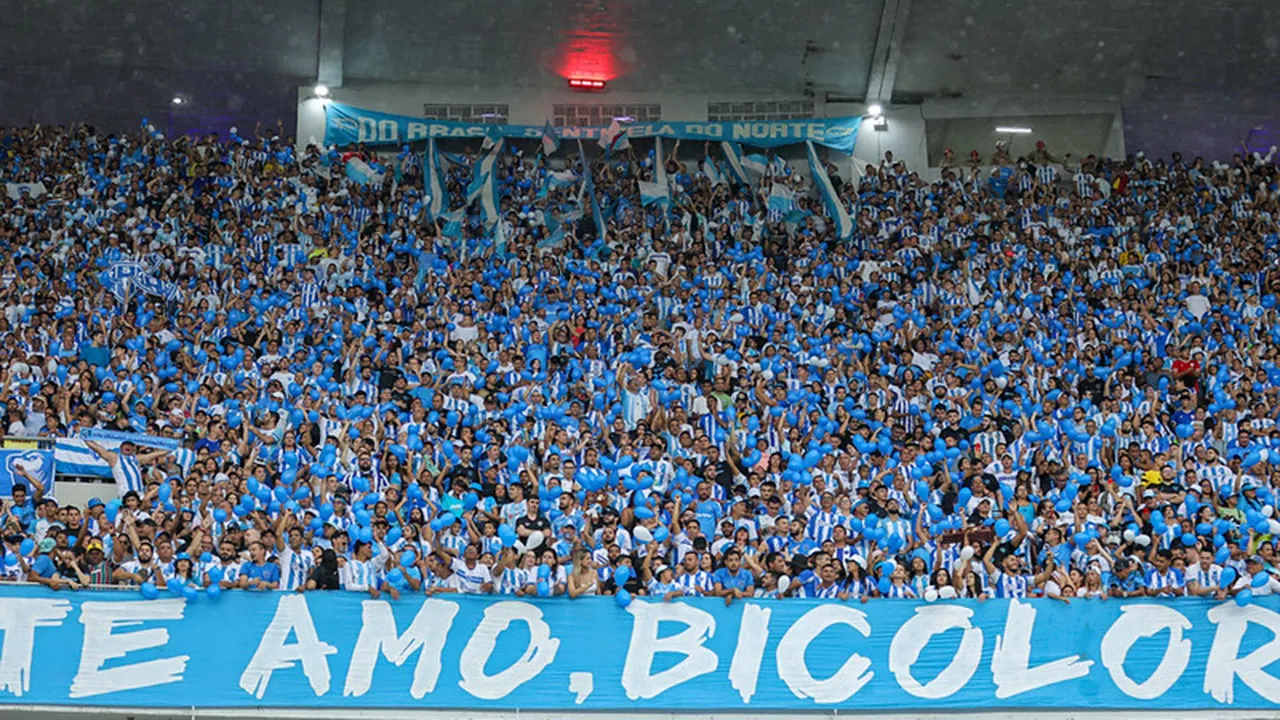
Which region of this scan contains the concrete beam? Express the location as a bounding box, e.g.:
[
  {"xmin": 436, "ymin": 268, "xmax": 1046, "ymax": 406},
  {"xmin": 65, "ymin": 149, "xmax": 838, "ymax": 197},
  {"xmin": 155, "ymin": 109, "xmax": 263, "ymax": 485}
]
[
  {"xmin": 864, "ymin": 0, "xmax": 911, "ymax": 103},
  {"xmin": 317, "ymin": 0, "xmax": 346, "ymax": 88}
]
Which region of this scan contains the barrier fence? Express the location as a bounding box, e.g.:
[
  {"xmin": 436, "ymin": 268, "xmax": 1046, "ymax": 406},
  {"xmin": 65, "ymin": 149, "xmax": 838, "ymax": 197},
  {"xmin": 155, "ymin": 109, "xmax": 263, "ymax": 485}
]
[{"xmin": 0, "ymin": 585, "xmax": 1277, "ymax": 712}]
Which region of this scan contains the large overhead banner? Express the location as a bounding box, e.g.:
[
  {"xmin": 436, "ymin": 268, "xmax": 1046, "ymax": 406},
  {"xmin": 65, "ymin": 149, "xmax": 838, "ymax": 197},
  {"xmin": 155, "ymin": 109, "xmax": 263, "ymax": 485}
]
[
  {"xmin": 2, "ymin": 587, "xmax": 1280, "ymax": 711},
  {"xmin": 323, "ymin": 102, "xmax": 860, "ymax": 153}
]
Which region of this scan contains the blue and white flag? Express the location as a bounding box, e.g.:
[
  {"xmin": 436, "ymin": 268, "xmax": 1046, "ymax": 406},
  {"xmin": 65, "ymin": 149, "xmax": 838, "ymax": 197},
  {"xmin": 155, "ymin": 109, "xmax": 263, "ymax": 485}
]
[
  {"xmin": 424, "ymin": 139, "xmax": 446, "ymax": 221},
  {"xmin": 344, "ymin": 157, "xmax": 384, "ymax": 187},
  {"xmin": 131, "ymin": 273, "xmax": 181, "ymax": 302},
  {"xmin": 599, "ymin": 118, "xmax": 631, "ymax": 154},
  {"xmin": 743, "ymin": 153, "xmax": 769, "ymax": 182},
  {"xmin": 767, "ymin": 182, "xmax": 796, "ymax": 222},
  {"xmin": 541, "ymin": 120, "xmax": 560, "ymax": 155},
  {"xmin": 0, "ymin": 449, "xmax": 54, "ymax": 497},
  {"xmin": 806, "ymin": 141, "xmax": 853, "ymax": 240},
  {"xmin": 639, "ymin": 139, "xmax": 671, "ymax": 208},
  {"xmin": 720, "ymin": 142, "xmax": 751, "ymax": 186},
  {"xmin": 547, "ymin": 169, "xmax": 578, "ymax": 189},
  {"xmin": 441, "ymin": 208, "xmax": 466, "ymax": 239},
  {"xmin": 703, "ymin": 155, "xmax": 726, "ymax": 186}
]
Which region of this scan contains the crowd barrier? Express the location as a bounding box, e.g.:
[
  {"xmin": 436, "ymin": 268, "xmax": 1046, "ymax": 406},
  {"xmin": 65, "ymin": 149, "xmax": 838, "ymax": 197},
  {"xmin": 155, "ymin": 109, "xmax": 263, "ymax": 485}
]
[{"xmin": 0, "ymin": 585, "xmax": 1278, "ymax": 712}]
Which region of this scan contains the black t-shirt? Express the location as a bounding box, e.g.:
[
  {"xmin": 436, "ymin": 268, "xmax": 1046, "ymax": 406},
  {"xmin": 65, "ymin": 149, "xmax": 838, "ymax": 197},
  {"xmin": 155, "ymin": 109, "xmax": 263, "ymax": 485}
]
[{"xmin": 515, "ymin": 515, "xmax": 550, "ymax": 550}]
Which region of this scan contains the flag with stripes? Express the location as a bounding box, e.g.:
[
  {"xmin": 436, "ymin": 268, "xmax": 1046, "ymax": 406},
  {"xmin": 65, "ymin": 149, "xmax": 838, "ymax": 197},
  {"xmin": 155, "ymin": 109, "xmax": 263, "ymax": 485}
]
[
  {"xmin": 599, "ymin": 118, "xmax": 631, "ymax": 154},
  {"xmin": 344, "ymin": 157, "xmax": 384, "ymax": 187},
  {"xmin": 743, "ymin": 153, "xmax": 769, "ymax": 182},
  {"xmin": 424, "ymin": 139, "xmax": 446, "ymax": 221},
  {"xmin": 767, "ymin": 182, "xmax": 796, "ymax": 222},
  {"xmin": 441, "ymin": 208, "xmax": 465, "ymax": 239},
  {"xmin": 703, "ymin": 155, "xmax": 726, "ymax": 186},
  {"xmin": 541, "ymin": 120, "xmax": 560, "ymax": 155},
  {"xmin": 720, "ymin": 142, "xmax": 751, "ymax": 186},
  {"xmin": 805, "ymin": 140, "xmax": 853, "ymax": 240}
]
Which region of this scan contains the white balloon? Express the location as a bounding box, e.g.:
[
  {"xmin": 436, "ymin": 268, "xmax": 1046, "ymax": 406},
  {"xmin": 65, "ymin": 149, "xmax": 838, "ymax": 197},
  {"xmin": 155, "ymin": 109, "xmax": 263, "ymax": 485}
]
[
  {"xmin": 526, "ymin": 531, "xmax": 544, "ymax": 549},
  {"xmin": 777, "ymin": 575, "xmax": 791, "ymax": 593},
  {"xmin": 959, "ymin": 546, "xmax": 975, "ymax": 561},
  {"xmin": 633, "ymin": 525, "xmax": 653, "ymax": 544},
  {"xmin": 1123, "ymin": 529, "xmax": 1136, "ymax": 543},
  {"xmin": 513, "ymin": 541, "xmax": 526, "ymax": 554},
  {"xmin": 937, "ymin": 585, "xmax": 957, "ymax": 600},
  {"xmin": 1269, "ymin": 520, "xmax": 1280, "ymax": 536},
  {"xmin": 1265, "ymin": 506, "xmax": 1275, "ymax": 519},
  {"xmin": 230, "ymin": 126, "xmax": 238, "ymax": 135},
  {"xmin": 1135, "ymin": 534, "xmax": 1151, "ymax": 547},
  {"xmin": 924, "ymin": 587, "xmax": 939, "ymax": 602}
]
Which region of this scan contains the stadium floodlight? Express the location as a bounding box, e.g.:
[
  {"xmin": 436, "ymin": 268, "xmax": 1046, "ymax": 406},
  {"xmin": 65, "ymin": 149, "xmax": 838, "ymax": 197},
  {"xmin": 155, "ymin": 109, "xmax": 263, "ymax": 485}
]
[
  {"xmin": 867, "ymin": 103, "xmax": 884, "ymax": 117},
  {"xmin": 314, "ymin": 84, "xmax": 330, "ymax": 98},
  {"xmin": 996, "ymin": 126, "xmax": 1033, "ymax": 134},
  {"xmin": 171, "ymin": 96, "xmax": 184, "ymax": 105}
]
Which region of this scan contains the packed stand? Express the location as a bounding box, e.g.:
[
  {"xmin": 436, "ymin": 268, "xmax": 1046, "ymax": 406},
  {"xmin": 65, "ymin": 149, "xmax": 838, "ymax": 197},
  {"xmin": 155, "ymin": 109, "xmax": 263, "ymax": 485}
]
[{"xmin": 2, "ymin": 120, "xmax": 1280, "ymax": 606}]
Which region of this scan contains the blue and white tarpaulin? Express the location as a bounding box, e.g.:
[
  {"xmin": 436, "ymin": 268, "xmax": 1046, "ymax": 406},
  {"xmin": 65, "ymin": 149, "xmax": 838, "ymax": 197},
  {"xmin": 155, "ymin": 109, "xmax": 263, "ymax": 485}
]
[
  {"xmin": 324, "ymin": 103, "xmax": 860, "ymax": 153},
  {"xmin": 0, "ymin": 449, "xmax": 54, "ymax": 497},
  {"xmin": 3, "ymin": 590, "xmax": 1280, "ymax": 711},
  {"xmin": 806, "ymin": 140, "xmax": 853, "ymax": 239}
]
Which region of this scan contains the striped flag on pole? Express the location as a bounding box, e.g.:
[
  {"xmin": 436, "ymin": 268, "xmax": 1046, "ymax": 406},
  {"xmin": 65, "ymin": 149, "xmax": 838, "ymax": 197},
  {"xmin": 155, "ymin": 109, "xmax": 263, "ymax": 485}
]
[
  {"xmin": 424, "ymin": 139, "xmax": 446, "ymax": 221},
  {"xmin": 599, "ymin": 118, "xmax": 631, "ymax": 154},
  {"xmin": 541, "ymin": 120, "xmax": 560, "ymax": 155},
  {"xmin": 805, "ymin": 140, "xmax": 853, "ymax": 240},
  {"xmin": 720, "ymin": 142, "xmax": 751, "ymax": 186}
]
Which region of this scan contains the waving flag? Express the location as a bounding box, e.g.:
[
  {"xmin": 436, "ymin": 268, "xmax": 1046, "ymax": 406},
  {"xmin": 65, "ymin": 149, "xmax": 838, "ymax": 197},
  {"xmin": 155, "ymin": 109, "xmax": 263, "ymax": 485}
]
[
  {"xmin": 344, "ymin": 157, "xmax": 384, "ymax": 187},
  {"xmin": 806, "ymin": 141, "xmax": 853, "ymax": 240},
  {"xmin": 720, "ymin": 142, "xmax": 751, "ymax": 186},
  {"xmin": 599, "ymin": 118, "xmax": 631, "ymax": 155},
  {"xmin": 703, "ymin": 155, "xmax": 726, "ymax": 186},
  {"xmin": 541, "ymin": 120, "xmax": 560, "ymax": 155},
  {"xmin": 767, "ymin": 182, "xmax": 796, "ymax": 222},
  {"xmin": 424, "ymin": 139, "xmax": 446, "ymax": 221},
  {"xmin": 440, "ymin": 208, "xmax": 465, "ymax": 239},
  {"xmin": 639, "ymin": 138, "xmax": 671, "ymax": 207},
  {"xmin": 743, "ymin": 152, "xmax": 769, "ymax": 182}
]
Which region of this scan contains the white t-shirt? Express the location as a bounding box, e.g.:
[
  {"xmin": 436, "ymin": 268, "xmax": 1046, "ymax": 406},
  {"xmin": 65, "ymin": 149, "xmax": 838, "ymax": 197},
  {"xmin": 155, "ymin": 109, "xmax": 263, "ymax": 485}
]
[{"xmin": 451, "ymin": 558, "xmax": 492, "ymax": 593}]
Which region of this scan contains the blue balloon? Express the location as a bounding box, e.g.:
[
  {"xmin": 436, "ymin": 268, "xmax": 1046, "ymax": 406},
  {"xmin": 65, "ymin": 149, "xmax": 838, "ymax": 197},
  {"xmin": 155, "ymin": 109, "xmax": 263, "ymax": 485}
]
[
  {"xmin": 615, "ymin": 566, "xmax": 632, "ymax": 586},
  {"xmin": 206, "ymin": 584, "xmax": 222, "ymax": 600},
  {"xmin": 615, "ymin": 588, "xmax": 632, "ymax": 608},
  {"xmin": 536, "ymin": 580, "xmax": 551, "ymax": 597},
  {"xmin": 140, "ymin": 582, "xmax": 159, "ymax": 600},
  {"xmin": 537, "ymin": 564, "xmax": 551, "ymax": 580},
  {"xmin": 1180, "ymin": 533, "xmax": 1197, "ymax": 547},
  {"xmin": 1237, "ymin": 588, "xmax": 1254, "ymax": 607}
]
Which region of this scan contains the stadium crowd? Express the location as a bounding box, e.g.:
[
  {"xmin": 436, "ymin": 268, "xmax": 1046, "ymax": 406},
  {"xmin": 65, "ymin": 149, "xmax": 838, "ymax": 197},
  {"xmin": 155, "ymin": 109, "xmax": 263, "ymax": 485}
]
[{"xmin": 1, "ymin": 119, "xmax": 1280, "ymax": 606}]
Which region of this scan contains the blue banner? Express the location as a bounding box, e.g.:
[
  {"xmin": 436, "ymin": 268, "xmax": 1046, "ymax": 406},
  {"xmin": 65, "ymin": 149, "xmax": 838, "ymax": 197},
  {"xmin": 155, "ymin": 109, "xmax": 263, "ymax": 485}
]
[
  {"xmin": 2, "ymin": 587, "xmax": 1280, "ymax": 710},
  {"xmin": 0, "ymin": 449, "xmax": 53, "ymax": 497},
  {"xmin": 324, "ymin": 103, "xmax": 860, "ymax": 153},
  {"xmin": 79, "ymin": 428, "xmax": 181, "ymax": 452}
]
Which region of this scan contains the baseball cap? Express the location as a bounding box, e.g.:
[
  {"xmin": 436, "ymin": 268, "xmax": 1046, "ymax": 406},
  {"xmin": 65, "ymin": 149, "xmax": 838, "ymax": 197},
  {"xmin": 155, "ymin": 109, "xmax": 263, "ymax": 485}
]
[
  {"xmin": 87, "ymin": 498, "xmax": 104, "ymax": 509},
  {"xmin": 85, "ymin": 539, "xmax": 103, "ymax": 552},
  {"xmin": 37, "ymin": 538, "xmax": 55, "ymax": 553}
]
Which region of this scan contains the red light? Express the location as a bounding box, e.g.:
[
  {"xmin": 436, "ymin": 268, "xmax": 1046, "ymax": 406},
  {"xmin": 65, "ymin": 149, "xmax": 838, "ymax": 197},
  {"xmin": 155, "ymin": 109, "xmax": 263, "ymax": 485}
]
[{"xmin": 568, "ymin": 78, "xmax": 607, "ymax": 91}]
